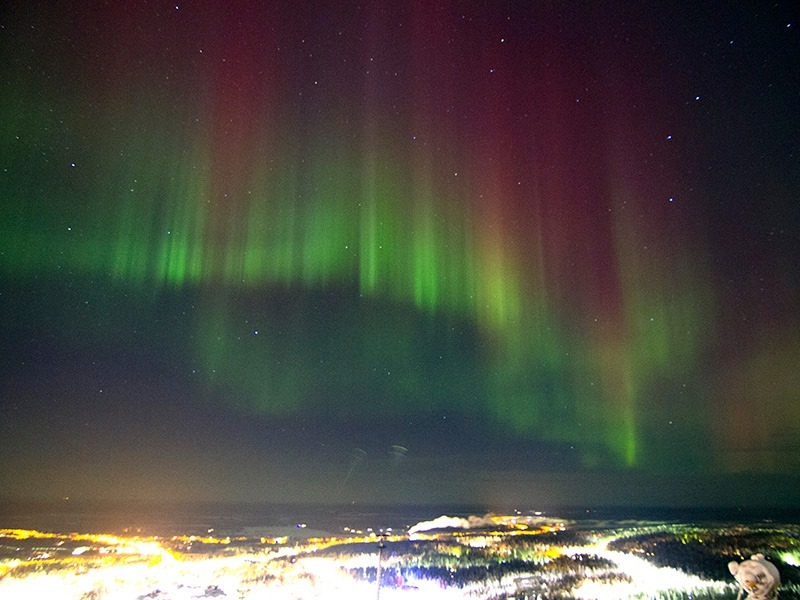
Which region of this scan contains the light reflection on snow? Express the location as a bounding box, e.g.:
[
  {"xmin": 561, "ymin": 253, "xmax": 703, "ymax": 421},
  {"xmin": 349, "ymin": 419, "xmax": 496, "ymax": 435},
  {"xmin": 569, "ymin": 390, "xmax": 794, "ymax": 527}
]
[{"xmin": 563, "ymin": 537, "xmax": 732, "ymax": 600}]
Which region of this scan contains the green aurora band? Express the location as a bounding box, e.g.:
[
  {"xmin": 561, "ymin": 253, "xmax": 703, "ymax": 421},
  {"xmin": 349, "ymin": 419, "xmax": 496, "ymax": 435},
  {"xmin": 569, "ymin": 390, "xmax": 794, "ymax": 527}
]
[{"xmin": 0, "ymin": 115, "xmax": 713, "ymax": 472}]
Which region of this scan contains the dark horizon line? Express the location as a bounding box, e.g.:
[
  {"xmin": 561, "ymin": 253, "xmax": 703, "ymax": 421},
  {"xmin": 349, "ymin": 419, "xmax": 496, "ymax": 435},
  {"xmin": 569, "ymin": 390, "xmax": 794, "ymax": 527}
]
[{"xmin": 2, "ymin": 497, "xmax": 799, "ymax": 518}]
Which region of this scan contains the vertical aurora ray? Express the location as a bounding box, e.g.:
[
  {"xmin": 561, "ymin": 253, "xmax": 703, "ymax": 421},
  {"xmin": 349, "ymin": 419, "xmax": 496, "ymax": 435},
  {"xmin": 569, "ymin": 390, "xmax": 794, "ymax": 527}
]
[
  {"xmin": 410, "ymin": 176, "xmax": 437, "ymax": 311},
  {"xmin": 358, "ymin": 7, "xmax": 386, "ymax": 298},
  {"xmin": 601, "ymin": 167, "xmax": 715, "ymax": 469},
  {"xmin": 358, "ymin": 148, "xmax": 380, "ymax": 295},
  {"xmin": 97, "ymin": 122, "xmax": 211, "ymax": 288},
  {"xmin": 297, "ymin": 140, "xmax": 359, "ymax": 285}
]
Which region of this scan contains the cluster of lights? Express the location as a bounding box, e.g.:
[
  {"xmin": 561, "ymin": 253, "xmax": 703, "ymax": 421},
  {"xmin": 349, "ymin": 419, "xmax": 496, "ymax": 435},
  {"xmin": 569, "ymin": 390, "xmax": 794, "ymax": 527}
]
[{"xmin": 2, "ymin": 521, "xmax": 786, "ymax": 599}]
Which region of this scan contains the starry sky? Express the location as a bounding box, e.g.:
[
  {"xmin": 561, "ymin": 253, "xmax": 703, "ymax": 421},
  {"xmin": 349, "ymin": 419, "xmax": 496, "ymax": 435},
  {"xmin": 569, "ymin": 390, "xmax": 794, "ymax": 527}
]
[{"xmin": 1, "ymin": 0, "xmax": 799, "ymax": 509}]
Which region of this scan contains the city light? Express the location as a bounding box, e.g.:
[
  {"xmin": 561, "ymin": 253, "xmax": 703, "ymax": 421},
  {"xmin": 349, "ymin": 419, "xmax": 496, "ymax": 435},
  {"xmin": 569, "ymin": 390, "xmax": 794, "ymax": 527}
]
[{"xmin": 2, "ymin": 518, "xmax": 794, "ymax": 599}]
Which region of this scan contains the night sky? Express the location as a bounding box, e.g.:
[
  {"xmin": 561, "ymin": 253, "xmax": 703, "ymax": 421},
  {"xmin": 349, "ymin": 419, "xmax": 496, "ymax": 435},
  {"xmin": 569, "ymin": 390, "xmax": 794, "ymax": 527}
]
[{"xmin": 1, "ymin": 0, "xmax": 799, "ymax": 509}]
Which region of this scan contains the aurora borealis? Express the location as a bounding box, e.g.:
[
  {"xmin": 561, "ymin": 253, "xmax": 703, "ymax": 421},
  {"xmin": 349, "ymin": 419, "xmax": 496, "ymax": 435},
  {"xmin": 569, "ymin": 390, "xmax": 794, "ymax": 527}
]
[{"xmin": 1, "ymin": 1, "xmax": 799, "ymax": 507}]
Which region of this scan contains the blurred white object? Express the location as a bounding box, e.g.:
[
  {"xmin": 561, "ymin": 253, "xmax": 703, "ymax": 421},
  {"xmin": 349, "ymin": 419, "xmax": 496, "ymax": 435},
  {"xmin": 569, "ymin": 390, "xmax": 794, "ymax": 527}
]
[{"xmin": 728, "ymin": 554, "xmax": 780, "ymax": 600}]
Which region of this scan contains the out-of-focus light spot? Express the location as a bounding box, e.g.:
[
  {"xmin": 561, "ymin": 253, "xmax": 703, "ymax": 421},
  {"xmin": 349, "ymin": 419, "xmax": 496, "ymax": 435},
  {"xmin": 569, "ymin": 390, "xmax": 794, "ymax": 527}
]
[{"xmin": 781, "ymin": 551, "xmax": 800, "ymax": 566}]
